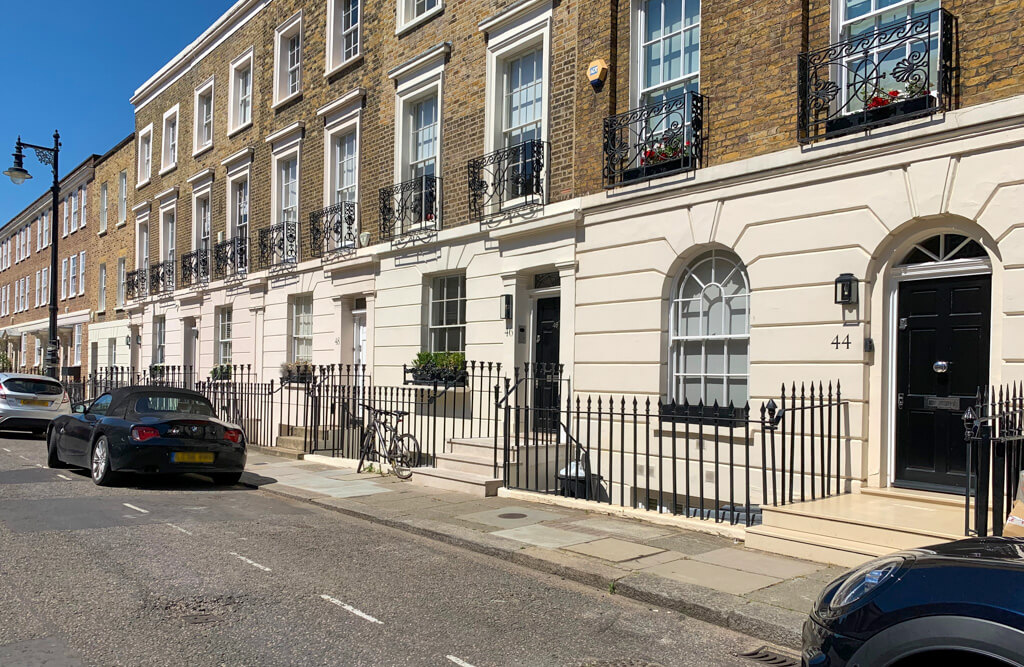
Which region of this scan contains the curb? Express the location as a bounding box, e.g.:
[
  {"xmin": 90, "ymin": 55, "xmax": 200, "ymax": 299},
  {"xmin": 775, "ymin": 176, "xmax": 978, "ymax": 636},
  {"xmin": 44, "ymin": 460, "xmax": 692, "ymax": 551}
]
[{"xmin": 243, "ymin": 477, "xmax": 803, "ymax": 649}]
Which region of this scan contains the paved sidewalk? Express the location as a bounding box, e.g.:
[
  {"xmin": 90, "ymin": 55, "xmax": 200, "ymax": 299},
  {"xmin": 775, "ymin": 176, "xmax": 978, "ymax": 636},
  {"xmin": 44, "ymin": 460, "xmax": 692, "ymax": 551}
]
[{"xmin": 242, "ymin": 452, "xmax": 843, "ymax": 649}]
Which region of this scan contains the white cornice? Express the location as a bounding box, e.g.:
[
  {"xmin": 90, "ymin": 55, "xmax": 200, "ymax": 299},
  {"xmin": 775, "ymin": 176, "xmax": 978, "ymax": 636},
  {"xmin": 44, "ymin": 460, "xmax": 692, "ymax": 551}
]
[
  {"xmin": 156, "ymin": 186, "xmax": 179, "ymax": 204},
  {"xmin": 387, "ymin": 42, "xmax": 451, "ymax": 81},
  {"xmin": 221, "ymin": 147, "xmax": 254, "ymax": 168},
  {"xmin": 317, "ymin": 88, "xmax": 366, "ymax": 118},
  {"xmin": 131, "ymin": 0, "xmax": 272, "ymax": 111},
  {"xmin": 478, "ymin": 0, "xmax": 550, "ymax": 33},
  {"xmin": 265, "ymin": 121, "xmax": 306, "ymax": 145},
  {"xmin": 187, "ymin": 168, "xmax": 215, "ymax": 185},
  {"xmin": 132, "ymin": 201, "xmax": 151, "ymax": 216}
]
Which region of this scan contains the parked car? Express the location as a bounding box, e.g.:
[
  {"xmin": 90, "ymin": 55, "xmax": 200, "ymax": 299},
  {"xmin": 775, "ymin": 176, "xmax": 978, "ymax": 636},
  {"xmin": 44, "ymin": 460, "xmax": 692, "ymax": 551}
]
[
  {"xmin": 46, "ymin": 386, "xmax": 246, "ymax": 486},
  {"xmin": 803, "ymin": 537, "xmax": 1024, "ymax": 666},
  {"xmin": 0, "ymin": 373, "xmax": 71, "ymax": 435}
]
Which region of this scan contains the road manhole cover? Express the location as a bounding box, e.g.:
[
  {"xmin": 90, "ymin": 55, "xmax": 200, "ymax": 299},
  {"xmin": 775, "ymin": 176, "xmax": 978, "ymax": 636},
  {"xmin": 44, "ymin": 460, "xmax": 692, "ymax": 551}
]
[
  {"xmin": 498, "ymin": 513, "xmax": 528, "ymax": 519},
  {"xmin": 738, "ymin": 646, "xmax": 799, "ymax": 666}
]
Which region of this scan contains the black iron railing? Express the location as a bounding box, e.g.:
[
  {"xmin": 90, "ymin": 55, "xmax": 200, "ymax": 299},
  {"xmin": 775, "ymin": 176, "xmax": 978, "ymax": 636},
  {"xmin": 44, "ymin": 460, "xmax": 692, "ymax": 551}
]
[
  {"xmin": 259, "ymin": 220, "xmax": 300, "ymax": 269},
  {"xmin": 180, "ymin": 248, "xmax": 209, "ymax": 288},
  {"xmin": 126, "ymin": 267, "xmax": 148, "ymax": 300},
  {"xmin": 603, "ymin": 91, "xmax": 705, "ymax": 187},
  {"xmin": 214, "ymin": 236, "xmax": 248, "ymax": 278},
  {"xmin": 467, "ymin": 140, "xmax": 547, "ymax": 221},
  {"xmin": 379, "ymin": 175, "xmax": 441, "ymax": 242},
  {"xmin": 798, "ymin": 9, "xmax": 956, "ymax": 143},
  {"xmin": 310, "ymin": 201, "xmax": 358, "ymax": 258},
  {"xmin": 963, "ymin": 383, "xmax": 1024, "ymax": 537},
  {"xmin": 149, "ymin": 260, "xmax": 175, "ymax": 294}
]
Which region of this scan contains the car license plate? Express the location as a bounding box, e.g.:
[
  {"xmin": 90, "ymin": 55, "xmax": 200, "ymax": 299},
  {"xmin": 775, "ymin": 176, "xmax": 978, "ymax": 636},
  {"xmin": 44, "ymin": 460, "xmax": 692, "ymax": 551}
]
[
  {"xmin": 172, "ymin": 452, "xmax": 215, "ymax": 464},
  {"xmin": 20, "ymin": 399, "xmax": 48, "ymax": 407}
]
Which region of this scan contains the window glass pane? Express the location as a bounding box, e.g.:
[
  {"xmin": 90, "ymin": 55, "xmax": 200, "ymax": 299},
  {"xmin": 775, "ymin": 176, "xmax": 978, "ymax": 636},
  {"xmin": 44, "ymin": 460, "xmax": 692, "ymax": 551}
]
[
  {"xmin": 727, "ymin": 339, "xmax": 748, "ymax": 375},
  {"xmin": 645, "ymin": 0, "xmax": 663, "ymax": 41},
  {"xmin": 703, "ymin": 283, "xmax": 723, "ymax": 336},
  {"xmin": 679, "ymin": 298, "xmax": 700, "ymax": 336},
  {"xmin": 705, "ymin": 340, "xmax": 725, "ymax": 375},
  {"xmin": 683, "ymin": 0, "xmax": 699, "ymax": 27},
  {"xmin": 682, "ymin": 340, "xmax": 701, "ymax": 374},
  {"xmin": 704, "ymin": 377, "xmax": 724, "ymax": 406},
  {"xmin": 725, "ymin": 295, "xmax": 748, "ymax": 335},
  {"xmin": 727, "ymin": 378, "xmax": 747, "ymax": 407}
]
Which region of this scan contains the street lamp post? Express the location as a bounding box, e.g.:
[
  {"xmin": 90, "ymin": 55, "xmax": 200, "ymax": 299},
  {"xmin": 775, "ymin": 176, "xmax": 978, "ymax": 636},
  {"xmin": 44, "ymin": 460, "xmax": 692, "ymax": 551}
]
[{"xmin": 4, "ymin": 131, "xmax": 62, "ymax": 379}]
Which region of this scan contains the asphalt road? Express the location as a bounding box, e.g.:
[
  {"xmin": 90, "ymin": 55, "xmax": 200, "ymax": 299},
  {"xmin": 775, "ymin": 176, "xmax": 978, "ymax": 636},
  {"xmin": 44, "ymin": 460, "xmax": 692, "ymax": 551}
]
[{"xmin": 0, "ymin": 433, "xmax": 777, "ymax": 667}]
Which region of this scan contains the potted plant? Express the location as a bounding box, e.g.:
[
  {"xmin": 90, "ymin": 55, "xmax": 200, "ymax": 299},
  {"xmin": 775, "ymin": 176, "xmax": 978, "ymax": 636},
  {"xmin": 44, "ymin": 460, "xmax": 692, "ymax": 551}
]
[
  {"xmin": 825, "ymin": 81, "xmax": 936, "ymax": 136},
  {"xmin": 210, "ymin": 364, "xmax": 232, "ymax": 381},
  {"xmin": 0, "ymin": 351, "xmax": 11, "ymax": 373},
  {"xmin": 622, "ymin": 136, "xmax": 693, "ymax": 183},
  {"xmin": 280, "ymin": 361, "xmax": 314, "ymax": 384},
  {"xmin": 407, "ymin": 351, "xmax": 467, "ymax": 386},
  {"xmin": 149, "ymin": 363, "xmax": 166, "ymax": 380}
]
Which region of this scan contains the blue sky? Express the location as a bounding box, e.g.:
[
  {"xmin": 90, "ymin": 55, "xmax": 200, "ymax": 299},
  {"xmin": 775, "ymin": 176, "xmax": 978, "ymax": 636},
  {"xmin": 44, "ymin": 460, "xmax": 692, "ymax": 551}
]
[{"xmin": 0, "ymin": 0, "xmax": 231, "ymax": 222}]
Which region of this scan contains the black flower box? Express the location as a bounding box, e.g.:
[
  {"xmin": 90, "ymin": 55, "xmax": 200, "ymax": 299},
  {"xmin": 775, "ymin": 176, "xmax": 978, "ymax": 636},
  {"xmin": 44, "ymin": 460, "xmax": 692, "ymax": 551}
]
[
  {"xmin": 621, "ymin": 155, "xmax": 694, "ymax": 185},
  {"xmin": 825, "ymin": 95, "xmax": 936, "ymax": 137}
]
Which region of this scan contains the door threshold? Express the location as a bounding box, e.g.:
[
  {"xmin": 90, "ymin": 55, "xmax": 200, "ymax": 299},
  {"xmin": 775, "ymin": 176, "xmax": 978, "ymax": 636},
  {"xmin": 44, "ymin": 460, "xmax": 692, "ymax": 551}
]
[{"xmin": 892, "ymin": 480, "xmax": 969, "ymax": 497}]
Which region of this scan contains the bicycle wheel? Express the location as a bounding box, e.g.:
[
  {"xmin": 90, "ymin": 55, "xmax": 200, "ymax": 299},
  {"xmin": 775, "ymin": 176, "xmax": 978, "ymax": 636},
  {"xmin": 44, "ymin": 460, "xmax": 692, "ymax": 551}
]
[
  {"xmin": 356, "ymin": 427, "xmax": 376, "ymax": 474},
  {"xmin": 389, "ymin": 434, "xmax": 420, "ymax": 480}
]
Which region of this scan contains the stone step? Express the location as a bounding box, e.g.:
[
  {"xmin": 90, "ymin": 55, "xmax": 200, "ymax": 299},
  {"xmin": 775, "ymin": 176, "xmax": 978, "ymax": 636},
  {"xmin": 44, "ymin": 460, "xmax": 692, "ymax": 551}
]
[
  {"xmin": 411, "ymin": 467, "xmax": 502, "ymax": 497},
  {"xmin": 447, "ymin": 437, "xmax": 496, "ymax": 457},
  {"xmin": 249, "ymin": 444, "xmax": 305, "ymax": 460},
  {"xmin": 435, "ymin": 451, "xmax": 500, "ymax": 477},
  {"xmin": 279, "ymin": 425, "xmax": 310, "ymax": 438},
  {"xmin": 275, "ymin": 435, "xmax": 308, "ymax": 450},
  {"xmin": 745, "ymin": 525, "xmax": 888, "ymax": 568}
]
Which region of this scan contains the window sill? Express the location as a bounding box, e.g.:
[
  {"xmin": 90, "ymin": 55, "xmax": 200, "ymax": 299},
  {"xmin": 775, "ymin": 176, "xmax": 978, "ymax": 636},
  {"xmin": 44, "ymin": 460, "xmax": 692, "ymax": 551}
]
[
  {"xmin": 97, "ymin": 229, "xmax": 107, "ymax": 237},
  {"xmin": 324, "ymin": 54, "xmax": 363, "ymax": 79},
  {"xmin": 227, "ymin": 121, "xmax": 253, "ymax": 139},
  {"xmin": 116, "ymin": 220, "xmax": 127, "ymax": 228},
  {"xmin": 159, "ymin": 163, "xmax": 177, "ymax": 177},
  {"xmin": 396, "ymin": 4, "xmax": 444, "ymax": 36},
  {"xmin": 272, "ymin": 90, "xmax": 303, "ymax": 110},
  {"xmin": 115, "ymin": 306, "xmax": 125, "ymax": 313},
  {"xmin": 95, "ymin": 309, "xmax": 106, "ymax": 316},
  {"xmin": 136, "ymin": 178, "xmax": 151, "ymax": 190},
  {"xmin": 193, "ymin": 143, "xmax": 214, "ymax": 159}
]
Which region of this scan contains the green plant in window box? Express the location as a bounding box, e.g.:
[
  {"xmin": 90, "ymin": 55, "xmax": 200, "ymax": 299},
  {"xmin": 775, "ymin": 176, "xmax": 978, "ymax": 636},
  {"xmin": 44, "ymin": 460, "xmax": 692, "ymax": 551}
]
[
  {"xmin": 149, "ymin": 363, "xmax": 165, "ymax": 380},
  {"xmin": 210, "ymin": 364, "xmax": 232, "ymax": 381},
  {"xmin": 408, "ymin": 351, "xmax": 467, "ymax": 386},
  {"xmin": 280, "ymin": 361, "xmax": 314, "ymax": 384}
]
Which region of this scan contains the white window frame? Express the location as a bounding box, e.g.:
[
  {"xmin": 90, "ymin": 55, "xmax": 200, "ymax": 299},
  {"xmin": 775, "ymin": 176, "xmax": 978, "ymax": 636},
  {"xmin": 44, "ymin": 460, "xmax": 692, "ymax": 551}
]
[
  {"xmin": 118, "ymin": 170, "xmax": 128, "ymax": 224},
  {"xmin": 153, "ymin": 316, "xmax": 166, "ymax": 365},
  {"xmin": 290, "ymin": 294, "xmax": 314, "ymax": 364},
  {"xmin": 223, "ymin": 150, "xmax": 253, "ymax": 273},
  {"xmin": 69, "ymin": 254, "xmax": 78, "ymax": 297},
  {"xmin": 267, "ymin": 124, "xmax": 304, "ymax": 263},
  {"xmin": 137, "ymin": 124, "xmax": 153, "ymax": 188},
  {"xmin": 326, "ymin": 0, "xmax": 362, "ymax": 75},
  {"xmin": 320, "ymin": 90, "xmax": 364, "ymax": 211},
  {"xmin": 397, "ymin": 0, "xmax": 443, "ymax": 36},
  {"xmin": 193, "ymin": 77, "xmax": 215, "ymax": 156},
  {"xmin": 116, "ymin": 258, "xmax": 126, "ymax": 309},
  {"xmin": 73, "ymin": 325, "xmax": 82, "ymax": 366},
  {"xmin": 78, "ymin": 250, "xmax": 86, "ymax": 296},
  {"xmin": 191, "ymin": 176, "xmax": 214, "ymax": 253},
  {"xmin": 632, "ymin": 0, "xmax": 701, "ymax": 109},
  {"xmin": 136, "ymin": 209, "xmax": 151, "ymax": 272},
  {"xmin": 427, "ymin": 274, "xmax": 466, "ymax": 353},
  {"xmin": 70, "ymin": 193, "xmax": 79, "ymax": 233},
  {"xmin": 99, "ymin": 182, "xmax": 109, "ymax": 233},
  {"xmin": 228, "ymin": 48, "xmax": 255, "ymax": 136},
  {"xmin": 160, "ymin": 201, "xmax": 177, "ymax": 265},
  {"xmin": 160, "ymin": 104, "xmax": 180, "ymax": 174},
  {"xmin": 216, "ymin": 306, "xmax": 233, "ymax": 365},
  {"xmin": 98, "ymin": 263, "xmax": 107, "ymax": 313},
  {"xmin": 40, "ymin": 267, "xmax": 48, "ymax": 306},
  {"xmin": 61, "ymin": 258, "xmax": 68, "ymax": 300},
  {"xmin": 34, "ymin": 270, "xmax": 40, "ymax": 307},
  {"xmin": 62, "ymin": 198, "xmax": 69, "ymax": 237},
  {"xmin": 667, "ymin": 250, "xmax": 750, "ymax": 408},
  {"xmin": 80, "ymin": 187, "xmax": 86, "ymax": 228},
  {"xmin": 273, "ymin": 12, "xmax": 304, "ymax": 108}
]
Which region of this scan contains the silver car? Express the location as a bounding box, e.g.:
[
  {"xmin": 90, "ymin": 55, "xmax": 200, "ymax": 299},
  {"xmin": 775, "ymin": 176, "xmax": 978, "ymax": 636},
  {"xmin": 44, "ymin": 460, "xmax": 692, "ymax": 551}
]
[{"xmin": 0, "ymin": 373, "xmax": 71, "ymax": 434}]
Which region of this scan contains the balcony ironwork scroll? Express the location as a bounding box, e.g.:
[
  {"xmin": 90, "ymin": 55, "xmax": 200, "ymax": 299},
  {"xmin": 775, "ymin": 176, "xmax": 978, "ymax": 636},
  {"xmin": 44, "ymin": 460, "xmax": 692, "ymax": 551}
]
[
  {"xmin": 180, "ymin": 248, "xmax": 209, "ymax": 288},
  {"xmin": 258, "ymin": 220, "xmax": 299, "ymax": 270},
  {"xmin": 126, "ymin": 268, "xmax": 148, "ymax": 301},
  {"xmin": 214, "ymin": 236, "xmax": 248, "ymax": 279},
  {"xmin": 603, "ymin": 91, "xmax": 705, "ymax": 188},
  {"xmin": 379, "ymin": 175, "xmax": 441, "ymax": 243},
  {"xmin": 310, "ymin": 201, "xmax": 358, "ymax": 259},
  {"xmin": 149, "ymin": 260, "xmax": 175, "ymax": 294},
  {"xmin": 467, "ymin": 140, "xmax": 547, "ymax": 222},
  {"xmin": 798, "ymin": 9, "xmax": 956, "ymax": 143}
]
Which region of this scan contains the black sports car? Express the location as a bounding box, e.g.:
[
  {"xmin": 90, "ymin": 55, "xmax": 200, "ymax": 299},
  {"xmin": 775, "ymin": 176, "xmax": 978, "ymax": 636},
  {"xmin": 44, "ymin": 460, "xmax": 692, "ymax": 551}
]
[
  {"xmin": 46, "ymin": 386, "xmax": 246, "ymax": 486},
  {"xmin": 803, "ymin": 537, "xmax": 1024, "ymax": 666}
]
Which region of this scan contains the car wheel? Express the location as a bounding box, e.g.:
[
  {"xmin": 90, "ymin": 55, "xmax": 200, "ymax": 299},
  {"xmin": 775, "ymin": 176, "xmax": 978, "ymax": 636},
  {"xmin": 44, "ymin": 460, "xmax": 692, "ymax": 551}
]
[
  {"xmin": 46, "ymin": 429, "xmax": 67, "ymax": 469},
  {"xmin": 90, "ymin": 437, "xmax": 116, "ymax": 486},
  {"xmin": 211, "ymin": 472, "xmax": 243, "ymax": 486}
]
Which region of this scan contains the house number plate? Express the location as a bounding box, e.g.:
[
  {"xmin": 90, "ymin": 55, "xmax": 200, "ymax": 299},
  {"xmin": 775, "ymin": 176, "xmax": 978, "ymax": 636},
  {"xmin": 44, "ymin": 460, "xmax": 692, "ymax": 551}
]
[{"xmin": 925, "ymin": 396, "xmax": 961, "ymax": 411}]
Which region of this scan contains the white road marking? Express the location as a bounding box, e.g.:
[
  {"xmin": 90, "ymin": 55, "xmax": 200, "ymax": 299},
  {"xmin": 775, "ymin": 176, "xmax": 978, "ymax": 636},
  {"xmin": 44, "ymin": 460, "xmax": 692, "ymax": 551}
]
[
  {"xmin": 56, "ymin": 474, "xmax": 72, "ymax": 480},
  {"xmin": 319, "ymin": 595, "xmax": 382, "ymax": 624},
  {"xmin": 122, "ymin": 503, "xmax": 149, "ymax": 514},
  {"xmin": 2, "ymin": 447, "xmax": 10, "ymax": 452},
  {"xmin": 166, "ymin": 523, "xmax": 193, "ymax": 536},
  {"xmin": 446, "ymin": 656, "xmax": 477, "ymax": 667},
  {"xmin": 34, "ymin": 464, "xmax": 43, "ymax": 468},
  {"xmin": 230, "ymin": 552, "xmax": 271, "ymax": 572}
]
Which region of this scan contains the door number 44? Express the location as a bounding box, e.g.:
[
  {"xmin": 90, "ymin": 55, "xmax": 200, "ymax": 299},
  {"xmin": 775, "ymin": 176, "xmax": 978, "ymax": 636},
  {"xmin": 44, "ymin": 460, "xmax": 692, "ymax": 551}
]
[{"xmin": 832, "ymin": 335, "xmax": 852, "ymax": 350}]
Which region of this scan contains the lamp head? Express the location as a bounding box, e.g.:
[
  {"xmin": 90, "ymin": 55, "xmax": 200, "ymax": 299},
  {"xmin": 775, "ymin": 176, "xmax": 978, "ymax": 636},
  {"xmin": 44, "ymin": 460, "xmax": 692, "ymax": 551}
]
[{"xmin": 4, "ymin": 142, "xmax": 31, "ymax": 185}]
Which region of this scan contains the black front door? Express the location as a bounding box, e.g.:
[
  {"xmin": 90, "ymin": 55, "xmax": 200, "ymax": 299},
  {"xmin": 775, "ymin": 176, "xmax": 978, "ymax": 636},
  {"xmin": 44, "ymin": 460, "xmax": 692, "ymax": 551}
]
[
  {"xmin": 533, "ymin": 297, "xmax": 561, "ymax": 432},
  {"xmin": 895, "ymin": 274, "xmax": 991, "ymax": 492}
]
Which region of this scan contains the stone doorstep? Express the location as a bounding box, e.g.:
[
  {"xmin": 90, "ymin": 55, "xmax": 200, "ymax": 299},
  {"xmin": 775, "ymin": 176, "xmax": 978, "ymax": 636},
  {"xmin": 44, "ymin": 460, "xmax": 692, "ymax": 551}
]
[{"xmin": 244, "ymin": 475, "xmax": 804, "ymax": 649}]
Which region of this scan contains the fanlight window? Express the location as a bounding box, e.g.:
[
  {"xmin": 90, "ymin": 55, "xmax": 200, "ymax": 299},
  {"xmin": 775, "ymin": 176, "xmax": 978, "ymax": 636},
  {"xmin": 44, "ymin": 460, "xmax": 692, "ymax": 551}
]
[
  {"xmin": 668, "ymin": 250, "xmax": 750, "ymax": 408},
  {"xmin": 899, "ymin": 234, "xmax": 986, "ymax": 265}
]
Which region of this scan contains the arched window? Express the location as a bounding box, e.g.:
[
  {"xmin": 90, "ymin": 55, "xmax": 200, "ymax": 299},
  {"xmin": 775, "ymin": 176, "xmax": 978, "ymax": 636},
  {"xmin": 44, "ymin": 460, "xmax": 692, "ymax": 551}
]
[{"xmin": 669, "ymin": 250, "xmax": 750, "ymax": 407}]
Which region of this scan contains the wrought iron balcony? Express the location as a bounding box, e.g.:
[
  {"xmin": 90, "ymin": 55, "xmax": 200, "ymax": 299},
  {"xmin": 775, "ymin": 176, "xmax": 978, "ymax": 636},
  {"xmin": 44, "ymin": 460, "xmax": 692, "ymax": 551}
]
[
  {"xmin": 798, "ymin": 9, "xmax": 956, "ymax": 143},
  {"xmin": 467, "ymin": 140, "xmax": 547, "ymax": 222},
  {"xmin": 379, "ymin": 175, "xmax": 441, "ymax": 242},
  {"xmin": 603, "ymin": 92, "xmax": 705, "ymax": 188},
  {"xmin": 126, "ymin": 268, "xmax": 148, "ymax": 301},
  {"xmin": 258, "ymin": 220, "xmax": 299, "ymax": 269},
  {"xmin": 214, "ymin": 236, "xmax": 248, "ymax": 279},
  {"xmin": 149, "ymin": 260, "xmax": 175, "ymax": 294},
  {"xmin": 180, "ymin": 248, "xmax": 209, "ymax": 288},
  {"xmin": 310, "ymin": 201, "xmax": 358, "ymax": 259}
]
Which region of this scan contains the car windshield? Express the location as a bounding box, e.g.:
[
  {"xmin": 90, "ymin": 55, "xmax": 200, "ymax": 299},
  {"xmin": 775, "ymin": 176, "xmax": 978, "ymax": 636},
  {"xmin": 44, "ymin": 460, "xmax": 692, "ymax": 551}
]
[
  {"xmin": 4, "ymin": 378, "xmax": 64, "ymax": 395},
  {"xmin": 132, "ymin": 394, "xmax": 215, "ymax": 416}
]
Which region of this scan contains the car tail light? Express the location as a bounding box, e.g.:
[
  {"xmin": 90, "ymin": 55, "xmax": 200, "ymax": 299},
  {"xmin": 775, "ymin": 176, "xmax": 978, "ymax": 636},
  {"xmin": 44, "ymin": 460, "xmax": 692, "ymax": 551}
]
[
  {"xmin": 130, "ymin": 426, "xmax": 160, "ymax": 442},
  {"xmin": 61, "ymin": 391, "xmax": 70, "ymax": 404},
  {"xmin": 224, "ymin": 429, "xmax": 243, "ymax": 444}
]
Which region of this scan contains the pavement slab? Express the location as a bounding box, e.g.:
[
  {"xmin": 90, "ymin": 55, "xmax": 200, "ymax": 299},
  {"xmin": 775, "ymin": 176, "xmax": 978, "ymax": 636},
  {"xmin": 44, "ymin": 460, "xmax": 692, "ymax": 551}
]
[
  {"xmin": 491, "ymin": 524, "xmax": 599, "ymax": 549},
  {"xmin": 641, "ymin": 559, "xmax": 782, "ymax": 595},
  {"xmin": 744, "ymin": 576, "xmax": 822, "ymax": 614},
  {"xmin": 644, "ymin": 532, "xmax": 736, "ymax": 555},
  {"xmin": 458, "ymin": 506, "xmax": 564, "ymax": 529},
  {"xmin": 564, "ymin": 538, "xmax": 665, "ymax": 563},
  {"xmin": 693, "ymin": 548, "xmax": 822, "ymax": 579},
  {"xmin": 568, "ymin": 517, "xmax": 673, "ymax": 541},
  {"xmin": 618, "ymin": 550, "xmax": 687, "ymax": 571}
]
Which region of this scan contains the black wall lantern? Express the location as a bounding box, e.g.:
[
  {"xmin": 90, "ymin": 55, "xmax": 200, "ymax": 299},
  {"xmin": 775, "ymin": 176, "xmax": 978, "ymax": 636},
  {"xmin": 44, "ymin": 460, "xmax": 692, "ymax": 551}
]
[
  {"xmin": 835, "ymin": 273, "xmax": 858, "ymax": 305},
  {"xmin": 500, "ymin": 294, "xmax": 513, "ymax": 321}
]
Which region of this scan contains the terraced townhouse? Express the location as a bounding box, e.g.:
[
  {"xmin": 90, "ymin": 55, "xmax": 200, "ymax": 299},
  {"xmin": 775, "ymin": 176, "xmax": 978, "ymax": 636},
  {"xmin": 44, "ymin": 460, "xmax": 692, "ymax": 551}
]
[
  {"xmin": 10, "ymin": 0, "xmax": 1013, "ymax": 560},
  {"xmin": 0, "ymin": 135, "xmax": 135, "ymax": 379}
]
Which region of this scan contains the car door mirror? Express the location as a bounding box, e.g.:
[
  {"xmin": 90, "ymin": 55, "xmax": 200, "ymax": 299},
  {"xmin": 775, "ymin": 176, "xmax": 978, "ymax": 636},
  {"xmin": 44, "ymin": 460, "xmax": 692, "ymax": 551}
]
[{"xmin": 71, "ymin": 402, "xmax": 88, "ymax": 414}]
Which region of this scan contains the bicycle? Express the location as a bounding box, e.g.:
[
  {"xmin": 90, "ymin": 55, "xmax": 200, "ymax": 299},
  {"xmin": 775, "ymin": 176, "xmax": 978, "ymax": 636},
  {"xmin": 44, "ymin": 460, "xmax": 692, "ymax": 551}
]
[{"xmin": 356, "ymin": 404, "xmax": 421, "ymax": 480}]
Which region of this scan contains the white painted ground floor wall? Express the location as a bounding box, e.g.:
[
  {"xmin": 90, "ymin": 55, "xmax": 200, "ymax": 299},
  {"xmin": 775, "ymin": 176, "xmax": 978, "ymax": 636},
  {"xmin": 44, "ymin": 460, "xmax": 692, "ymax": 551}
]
[{"xmin": 127, "ymin": 95, "xmax": 1024, "ymax": 497}]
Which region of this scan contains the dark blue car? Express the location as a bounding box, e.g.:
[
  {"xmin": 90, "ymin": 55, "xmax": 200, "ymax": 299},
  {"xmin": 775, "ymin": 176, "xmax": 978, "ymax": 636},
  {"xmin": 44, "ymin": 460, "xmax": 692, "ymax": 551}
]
[
  {"xmin": 804, "ymin": 537, "xmax": 1024, "ymax": 666},
  {"xmin": 46, "ymin": 386, "xmax": 246, "ymax": 486}
]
